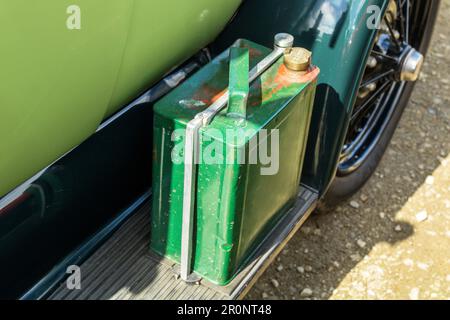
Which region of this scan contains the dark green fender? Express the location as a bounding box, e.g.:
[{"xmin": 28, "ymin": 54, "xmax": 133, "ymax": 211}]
[{"xmin": 211, "ymin": 0, "xmax": 388, "ymax": 195}]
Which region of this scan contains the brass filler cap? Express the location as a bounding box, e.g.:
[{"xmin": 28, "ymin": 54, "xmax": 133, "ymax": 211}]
[{"xmin": 284, "ymin": 47, "xmax": 312, "ymax": 71}]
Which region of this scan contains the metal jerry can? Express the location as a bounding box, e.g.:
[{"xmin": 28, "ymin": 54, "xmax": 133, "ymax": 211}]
[{"xmin": 151, "ymin": 34, "xmax": 319, "ymax": 285}]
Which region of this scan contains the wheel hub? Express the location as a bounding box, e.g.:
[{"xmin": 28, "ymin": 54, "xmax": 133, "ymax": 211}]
[{"xmin": 399, "ymin": 47, "xmax": 424, "ymax": 82}]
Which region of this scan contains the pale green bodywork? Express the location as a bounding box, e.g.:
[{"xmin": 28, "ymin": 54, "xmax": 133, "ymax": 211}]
[{"xmin": 0, "ymin": 0, "xmax": 241, "ymax": 197}]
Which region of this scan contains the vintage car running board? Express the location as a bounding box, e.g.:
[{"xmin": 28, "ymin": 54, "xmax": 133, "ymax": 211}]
[{"xmin": 47, "ymin": 186, "xmax": 317, "ymax": 300}]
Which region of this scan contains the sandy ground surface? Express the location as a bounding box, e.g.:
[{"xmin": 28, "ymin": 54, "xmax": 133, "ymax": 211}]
[{"xmin": 247, "ymin": 1, "xmax": 450, "ymax": 300}]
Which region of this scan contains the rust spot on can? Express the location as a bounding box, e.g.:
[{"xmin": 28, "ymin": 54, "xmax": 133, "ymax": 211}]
[
  {"xmin": 259, "ymin": 64, "xmax": 320, "ymax": 102},
  {"xmin": 191, "ymin": 84, "xmax": 226, "ymax": 105}
]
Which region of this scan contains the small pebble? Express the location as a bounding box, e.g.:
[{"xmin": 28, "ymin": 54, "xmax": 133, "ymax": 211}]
[
  {"xmin": 350, "ymin": 201, "xmax": 360, "ymax": 209},
  {"xmin": 432, "ymin": 97, "xmax": 443, "ymax": 105},
  {"xmin": 416, "ymin": 210, "xmax": 428, "ymax": 222},
  {"xmin": 403, "ymin": 259, "xmax": 414, "ymax": 267},
  {"xmin": 262, "ymin": 292, "xmax": 269, "ymax": 299},
  {"xmin": 395, "ymin": 225, "xmax": 402, "ymax": 232},
  {"xmin": 357, "ymin": 239, "xmax": 367, "ymax": 248},
  {"xmin": 300, "ymin": 288, "xmax": 313, "ymax": 298},
  {"xmin": 379, "ymin": 212, "xmax": 386, "ymax": 219},
  {"xmin": 276, "ymin": 265, "xmax": 284, "ymax": 272},
  {"xmin": 425, "ymin": 176, "xmax": 435, "ymax": 185},
  {"xmin": 305, "ymin": 266, "xmax": 313, "ymax": 272},
  {"xmin": 301, "ymin": 226, "xmax": 312, "ymax": 235},
  {"xmin": 297, "ymin": 266, "xmax": 305, "ymax": 273},
  {"xmin": 350, "ymin": 254, "xmax": 362, "ymax": 262},
  {"xmin": 417, "ymin": 262, "xmax": 429, "ymax": 271},
  {"xmin": 271, "ymin": 279, "xmax": 280, "ymax": 288},
  {"xmin": 360, "ymin": 194, "xmax": 368, "ymax": 202},
  {"xmin": 427, "ymin": 107, "xmax": 437, "ymax": 116},
  {"xmin": 409, "ymin": 288, "xmax": 420, "ymax": 300}
]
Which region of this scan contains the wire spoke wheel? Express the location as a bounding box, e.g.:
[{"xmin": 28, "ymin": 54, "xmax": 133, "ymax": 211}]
[
  {"xmin": 322, "ymin": 0, "xmax": 440, "ymax": 208},
  {"xmin": 338, "ymin": 0, "xmax": 434, "ymax": 176}
]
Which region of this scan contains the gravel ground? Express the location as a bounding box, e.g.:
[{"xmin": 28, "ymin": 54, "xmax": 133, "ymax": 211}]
[{"xmin": 247, "ymin": 1, "xmax": 450, "ymax": 300}]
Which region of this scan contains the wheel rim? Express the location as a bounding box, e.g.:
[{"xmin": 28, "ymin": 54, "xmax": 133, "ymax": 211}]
[{"xmin": 337, "ymin": 0, "xmax": 433, "ymax": 176}]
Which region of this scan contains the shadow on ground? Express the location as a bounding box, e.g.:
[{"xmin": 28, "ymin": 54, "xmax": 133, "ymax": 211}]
[{"xmin": 247, "ymin": 0, "xmax": 450, "ymax": 300}]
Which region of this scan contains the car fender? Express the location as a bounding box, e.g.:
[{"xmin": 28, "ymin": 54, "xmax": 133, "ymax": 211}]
[{"xmin": 211, "ymin": 0, "xmax": 389, "ymax": 194}]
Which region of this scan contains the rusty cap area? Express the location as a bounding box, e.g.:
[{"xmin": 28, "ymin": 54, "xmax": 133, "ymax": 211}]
[{"xmin": 284, "ymin": 47, "xmax": 312, "ymax": 71}]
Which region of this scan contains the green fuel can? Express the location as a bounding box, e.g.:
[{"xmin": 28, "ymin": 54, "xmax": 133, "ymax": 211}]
[{"xmin": 151, "ymin": 35, "xmax": 319, "ymax": 285}]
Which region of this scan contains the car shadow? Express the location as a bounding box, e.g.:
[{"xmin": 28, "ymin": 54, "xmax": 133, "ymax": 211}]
[{"xmin": 245, "ymin": 12, "xmax": 450, "ymax": 299}]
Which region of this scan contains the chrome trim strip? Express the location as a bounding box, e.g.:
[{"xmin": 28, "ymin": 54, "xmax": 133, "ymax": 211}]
[{"xmin": 0, "ymin": 154, "xmax": 72, "ymax": 212}]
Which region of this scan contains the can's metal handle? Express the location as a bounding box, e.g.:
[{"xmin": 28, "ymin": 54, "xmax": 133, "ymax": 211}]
[{"xmin": 227, "ymin": 47, "xmax": 249, "ymax": 119}]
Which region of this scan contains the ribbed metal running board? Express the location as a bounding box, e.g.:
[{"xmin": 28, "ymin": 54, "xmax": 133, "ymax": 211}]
[{"xmin": 48, "ymin": 186, "xmax": 317, "ymax": 300}]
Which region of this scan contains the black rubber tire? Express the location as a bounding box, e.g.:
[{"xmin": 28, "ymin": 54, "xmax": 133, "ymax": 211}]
[{"xmin": 322, "ymin": 0, "xmax": 441, "ymax": 208}]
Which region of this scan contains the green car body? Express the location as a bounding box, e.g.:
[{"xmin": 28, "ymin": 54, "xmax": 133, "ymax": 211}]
[
  {"xmin": 0, "ymin": 0, "xmax": 241, "ymax": 197},
  {"xmin": 0, "ymin": 0, "xmax": 394, "ymax": 298}
]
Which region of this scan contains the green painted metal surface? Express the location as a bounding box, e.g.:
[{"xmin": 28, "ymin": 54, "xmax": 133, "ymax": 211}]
[
  {"xmin": 151, "ymin": 40, "xmax": 318, "ymax": 285},
  {"xmin": 0, "ymin": 0, "xmax": 241, "ymax": 198}
]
